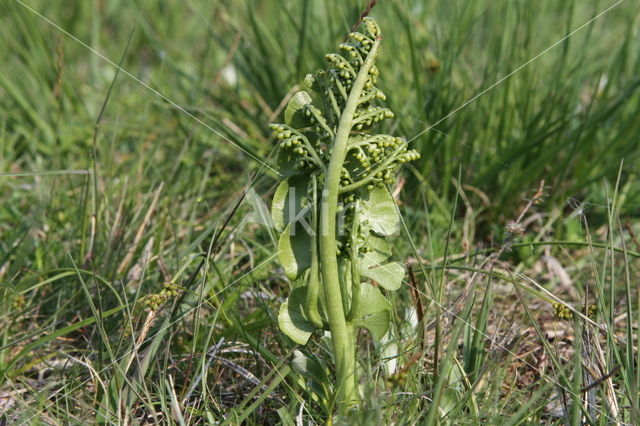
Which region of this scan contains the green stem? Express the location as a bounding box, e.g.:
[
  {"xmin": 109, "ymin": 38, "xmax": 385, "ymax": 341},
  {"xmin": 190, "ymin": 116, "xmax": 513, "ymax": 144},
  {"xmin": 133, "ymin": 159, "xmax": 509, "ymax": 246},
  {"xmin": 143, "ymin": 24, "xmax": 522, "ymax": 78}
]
[
  {"xmin": 306, "ymin": 174, "xmax": 323, "ymax": 328},
  {"xmin": 326, "ymin": 87, "xmax": 342, "ymax": 120},
  {"xmin": 319, "ymin": 37, "xmax": 380, "ymax": 414},
  {"xmin": 308, "ymin": 107, "xmax": 335, "ymax": 138},
  {"xmin": 347, "ymin": 204, "xmax": 361, "ymax": 321},
  {"xmin": 353, "ymin": 107, "xmax": 391, "ymax": 124},
  {"xmin": 298, "ymin": 133, "xmax": 326, "ymax": 171},
  {"xmin": 332, "ymin": 75, "xmax": 349, "ymax": 101}
]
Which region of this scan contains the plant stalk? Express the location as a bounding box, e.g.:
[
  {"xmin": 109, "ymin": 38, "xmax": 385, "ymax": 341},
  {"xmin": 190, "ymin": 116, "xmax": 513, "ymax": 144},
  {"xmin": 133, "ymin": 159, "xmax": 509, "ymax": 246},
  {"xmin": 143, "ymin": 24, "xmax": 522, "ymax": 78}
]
[
  {"xmin": 319, "ymin": 37, "xmax": 380, "ymax": 414},
  {"xmin": 306, "ymin": 174, "xmax": 323, "ymax": 328}
]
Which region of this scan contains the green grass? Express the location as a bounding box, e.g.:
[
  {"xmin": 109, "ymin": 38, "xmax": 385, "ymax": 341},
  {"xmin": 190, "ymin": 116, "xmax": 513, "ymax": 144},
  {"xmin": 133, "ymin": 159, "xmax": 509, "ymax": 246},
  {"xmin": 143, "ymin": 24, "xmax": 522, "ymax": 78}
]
[{"xmin": 1, "ymin": 0, "xmax": 639, "ymax": 424}]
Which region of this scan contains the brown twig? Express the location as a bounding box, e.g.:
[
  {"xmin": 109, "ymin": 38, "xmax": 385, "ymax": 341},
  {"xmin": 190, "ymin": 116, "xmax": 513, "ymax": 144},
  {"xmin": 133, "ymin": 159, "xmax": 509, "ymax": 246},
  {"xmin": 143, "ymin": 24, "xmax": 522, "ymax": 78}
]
[
  {"xmin": 349, "ymin": 0, "xmax": 380, "ymax": 33},
  {"xmin": 579, "ymin": 365, "xmax": 621, "ymax": 393},
  {"xmin": 407, "ymin": 264, "xmax": 424, "ymax": 324}
]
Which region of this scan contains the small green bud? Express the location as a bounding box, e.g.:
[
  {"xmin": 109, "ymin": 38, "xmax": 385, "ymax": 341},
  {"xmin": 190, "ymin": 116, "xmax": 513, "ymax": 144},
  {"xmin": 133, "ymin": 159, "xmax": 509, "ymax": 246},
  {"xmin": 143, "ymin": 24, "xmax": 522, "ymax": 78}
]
[{"xmin": 362, "ymin": 17, "xmax": 380, "ymax": 38}]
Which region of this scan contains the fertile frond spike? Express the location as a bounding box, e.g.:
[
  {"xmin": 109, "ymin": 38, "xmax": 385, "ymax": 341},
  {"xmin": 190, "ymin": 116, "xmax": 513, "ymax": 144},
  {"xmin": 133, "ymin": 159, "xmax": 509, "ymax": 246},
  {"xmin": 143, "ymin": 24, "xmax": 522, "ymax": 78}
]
[
  {"xmin": 270, "ymin": 17, "xmax": 419, "ymax": 414},
  {"xmin": 363, "ymin": 17, "xmax": 380, "ymax": 37}
]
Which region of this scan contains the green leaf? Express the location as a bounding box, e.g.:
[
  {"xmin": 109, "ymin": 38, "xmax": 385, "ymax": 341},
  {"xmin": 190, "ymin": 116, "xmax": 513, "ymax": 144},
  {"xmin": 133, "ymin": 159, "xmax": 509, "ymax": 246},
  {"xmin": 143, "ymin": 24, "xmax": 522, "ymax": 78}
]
[
  {"xmin": 291, "ymin": 349, "xmax": 333, "ymax": 411},
  {"xmin": 276, "ymin": 147, "xmax": 303, "ymax": 178},
  {"xmin": 361, "ymin": 234, "xmax": 392, "ymax": 263},
  {"xmin": 360, "ymin": 187, "xmax": 399, "ymax": 236},
  {"xmin": 291, "ymin": 349, "xmax": 331, "ymax": 385},
  {"xmin": 285, "ymin": 91, "xmax": 312, "ymax": 128},
  {"xmin": 379, "ymin": 333, "xmax": 399, "ymax": 375},
  {"xmin": 271, "ymin": 175, "xmax": 309, "ymax": 231},
  {"xmin": 441, "ymin": 362, "xmax": 465, "ymax": 414},
  {"xmin": 278, "ymin": 287, "xmax": 316, "ymax": 344},
  {"xmin": 303, "ymin": 74, "xmax": 320, "ymax": 92},
  {"xmin": 278, "ymin": 222, "xmax": 312, "ymax": 280},
  {"xmin": 351, "ymin": 283, "xmax": 392, "ymax": 341},
  {"xmin": 359, "ymin": 236, "xmax": 404, "ymax": 291},
  {"xmin": 361, "ymin": 261, "xmax": 404, "ymax": 291},
  {"xmin": 276, "ymin": 408, "xmax": 296, "ymax": 426},
  {"xmin": 291, "ymin": 349, "xmax": 332, "ymax": 412}
]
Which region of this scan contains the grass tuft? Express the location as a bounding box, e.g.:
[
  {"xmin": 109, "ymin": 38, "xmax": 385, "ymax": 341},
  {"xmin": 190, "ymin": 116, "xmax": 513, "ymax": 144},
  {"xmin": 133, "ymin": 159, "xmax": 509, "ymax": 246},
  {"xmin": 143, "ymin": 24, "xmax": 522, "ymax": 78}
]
[{"xmin": 1, "ymin": 0, "xmax": 638, "ymax": 423}]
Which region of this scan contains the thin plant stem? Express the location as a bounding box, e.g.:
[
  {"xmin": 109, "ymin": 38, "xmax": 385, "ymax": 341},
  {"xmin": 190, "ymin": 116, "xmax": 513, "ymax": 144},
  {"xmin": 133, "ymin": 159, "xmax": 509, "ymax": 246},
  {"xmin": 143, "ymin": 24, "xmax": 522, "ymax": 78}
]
[{"xmin": 319, "ymin": 37, "xmax": 381, "ymax": 413}]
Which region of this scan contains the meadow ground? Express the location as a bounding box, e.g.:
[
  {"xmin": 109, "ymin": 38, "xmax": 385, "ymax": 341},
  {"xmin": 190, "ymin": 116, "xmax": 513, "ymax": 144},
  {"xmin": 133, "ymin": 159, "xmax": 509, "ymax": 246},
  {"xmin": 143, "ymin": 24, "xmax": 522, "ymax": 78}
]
[{"xmin": 1, "ymin": 0, "xmax": 639, "ymax": 424}]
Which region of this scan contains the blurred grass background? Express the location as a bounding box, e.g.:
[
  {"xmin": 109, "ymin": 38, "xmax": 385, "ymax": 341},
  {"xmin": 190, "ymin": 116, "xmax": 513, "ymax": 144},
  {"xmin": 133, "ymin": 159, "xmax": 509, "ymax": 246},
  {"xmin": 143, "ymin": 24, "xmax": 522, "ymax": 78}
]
[{"xmin": 1, "ymin": 0, "xmax": 639, "ymax": 423}]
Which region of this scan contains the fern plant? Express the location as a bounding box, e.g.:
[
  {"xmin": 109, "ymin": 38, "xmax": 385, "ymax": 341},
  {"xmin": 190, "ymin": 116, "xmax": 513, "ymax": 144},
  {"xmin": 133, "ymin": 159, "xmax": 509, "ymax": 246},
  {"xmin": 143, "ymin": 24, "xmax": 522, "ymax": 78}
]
[{"xmin": 269, "ymin": 17, "xmax": 419, "ymax": 415}]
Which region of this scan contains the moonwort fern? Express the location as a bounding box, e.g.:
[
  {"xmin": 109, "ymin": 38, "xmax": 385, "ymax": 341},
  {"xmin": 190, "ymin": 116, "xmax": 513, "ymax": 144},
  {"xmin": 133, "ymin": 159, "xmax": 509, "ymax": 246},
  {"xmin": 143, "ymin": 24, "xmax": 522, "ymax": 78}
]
[{"xmin": 269, "ymin": 17, "xmax": 419, "ymax": 414}]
